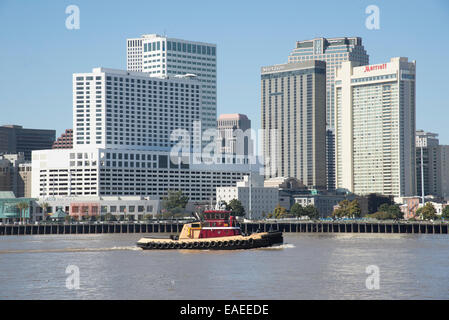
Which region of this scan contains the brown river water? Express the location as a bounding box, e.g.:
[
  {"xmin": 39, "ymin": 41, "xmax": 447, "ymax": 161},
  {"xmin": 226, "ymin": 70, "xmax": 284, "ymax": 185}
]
[{"xmin": 0, "ymin": 233, "xmax": 448, "ymax": 299}]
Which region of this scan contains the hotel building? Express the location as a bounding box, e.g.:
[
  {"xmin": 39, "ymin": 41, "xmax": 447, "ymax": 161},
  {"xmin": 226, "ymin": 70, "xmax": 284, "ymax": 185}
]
[
  {"xmin": 126, "ymin": 34, "xmax": 217, "ymax": 132},
  {"xmin": 261, "ymin": 61, "xmax": 327, "ymax": 190},
  {"xmin": 32, "ymin": 68, "xmax": 256, "ymax": 206},
  {"xmin": 335, "ymin": 57, "xmax": 416, "ymax": 197},
  {"xmin": 288, "ymin": 37, "xmax": 369, "ymax": 190}
]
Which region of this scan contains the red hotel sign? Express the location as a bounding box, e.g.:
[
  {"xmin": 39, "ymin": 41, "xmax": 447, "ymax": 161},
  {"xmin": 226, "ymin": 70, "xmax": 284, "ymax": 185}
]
[{"xmin": 364, "ymin": 63, "xmax": 387, "ymax": 72}]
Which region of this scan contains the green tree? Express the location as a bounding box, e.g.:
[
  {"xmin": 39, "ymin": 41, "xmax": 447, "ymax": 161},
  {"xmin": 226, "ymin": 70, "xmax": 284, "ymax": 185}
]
[
  {"xmin": 442, "ymin": 206, "xmax": 449, "ymax": 220},
  {"xmin": 304, "ymin": 205, "xmax": 320, "ymax": 220},
  {"xmin": 162, "ymin": 190, "xmax": 189, "ymax": 217},
  {"xmin": 348, "ymin": 200, "xmax": 361, "ymax": 218},
  {"xmin": 226, "ymin": 199, "xmax": 246, "ymax": 217},
  {"xmin": 417, "ymin": 203, "xmax": 437, "ymax": 221},
  {"xmin": 371, "ymin": 203, "xmax": 404, "ymax": 220},
  {"xmin": 290, "ymin": 203, "xmax": 305, "ymax": 217}
]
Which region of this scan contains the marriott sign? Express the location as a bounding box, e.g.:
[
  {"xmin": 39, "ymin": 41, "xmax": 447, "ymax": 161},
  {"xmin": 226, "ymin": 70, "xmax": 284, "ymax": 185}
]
[{"xmin": 364, "ymin": 63, "xmax": 387, "ymax": 72}]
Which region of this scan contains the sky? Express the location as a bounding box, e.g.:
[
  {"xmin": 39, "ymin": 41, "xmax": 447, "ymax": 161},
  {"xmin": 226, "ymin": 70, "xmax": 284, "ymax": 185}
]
[{"xmin": 0, "ymin": 0, "xmax": 449, "ymax": 143}]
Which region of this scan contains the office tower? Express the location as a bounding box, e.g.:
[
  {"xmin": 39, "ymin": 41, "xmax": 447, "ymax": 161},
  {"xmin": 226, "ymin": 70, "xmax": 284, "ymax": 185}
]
[
  {"xmin": 416, "ymin": 130, "xmax": 442, "ymax": 198},
  {"xmin": 217, "ymin": 114, "xmax": 251, "ymax": 156},
  {"xmin": 440, "ymin": 145, "xmax": 449, "ymax": 200},
  {"xmin": 261, "ymin": 61, "xmax": 327, "ymax": 190},
  {"xmin": 0, "ymin": 153, "xmax": 30, "ymax": 198},
  {"xmin": 288, "ymin": 37, "xmax": 369, "ymax": 190},
  {"xmin": 53, "ymin": 129, "xmax": 73, "ymax": 149},
  {"xmin": 126, "ymin": 34, "xmax": 217, "ymax": 132},
  {"xmin": 32, "ymin": 68, "xmax": 256, "ymax": 203},
  {"xmin": 335, "ymin": 57, "xmax": 416, "ymax": 197},
  {"xmin": 0, "ymin": 125, "xmax": 55, "ymax": 161}
]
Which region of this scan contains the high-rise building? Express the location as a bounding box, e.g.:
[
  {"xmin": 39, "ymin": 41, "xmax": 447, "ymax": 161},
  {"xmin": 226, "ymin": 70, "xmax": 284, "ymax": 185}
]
[
  {"xmin": 0, "ymin": 125, "xmax": 55, "ymax": 161},
  {"xmin": 32, "ymin": 68, "xmax": 257, "ymax": 204},
  {"xmin": 126, "ymin": 34, "xmax": 217, "ymax": 132},
  {"xmin": 0, "ymin": 153, "xmax": 31, "ymax": 198},
  {"xmin": 288, "ymin": 37, "xmax": 369, "ymax": 190},
  {"xmin": 335, "ymin": 57, "xmax": 416, "ymax": 197},
  {"xmin": 72, "ymin": 68, "xmax": 201, "ymax": 150},
  {"xmin": 415, "ymin": 130, "xmax": 442, "ymax": 198},
  {"xmin": 261, "ymin": 61, "xmax": 327, "ymax": 190},
  {"xmin": 53, "ymin": 129, "xmax": 73, "ymax": 149},
  {"xmin": 440, "ymin": 145, "xmax": 449, "ymax": 200},
  {"xmin": 217, "ymin": 114, "xmax": 251, "ymax": 156}
]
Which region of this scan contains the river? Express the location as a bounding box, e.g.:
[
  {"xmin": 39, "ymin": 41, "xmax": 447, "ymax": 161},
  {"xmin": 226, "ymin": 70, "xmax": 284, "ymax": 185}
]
[{"xmin": 0, "ymin": 233, "xmax": 448, "ymax": 299}]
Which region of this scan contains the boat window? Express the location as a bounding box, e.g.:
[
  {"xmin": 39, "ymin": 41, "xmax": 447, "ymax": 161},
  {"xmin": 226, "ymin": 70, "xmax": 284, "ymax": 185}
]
[{"xmin": 191, "ymin": 223, "xmax": 200, "ymax": 228}]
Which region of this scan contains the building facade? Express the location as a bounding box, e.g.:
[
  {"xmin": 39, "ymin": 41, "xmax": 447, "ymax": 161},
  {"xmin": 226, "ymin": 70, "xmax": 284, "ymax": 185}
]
[
  {"xmin": 126, "ymin": 34, "xmax": 217, "ymax": 132},
  {"xmin": 0, "ymin": 125, "xmax": 55, "ymax": 161},
  {"xmin": 0, "ymin": 153, "xmax": 31, "ymax": 198},
  {"xmin": 32, "ymin": 67, "xmax": 258, "ymax": 207},
  {"xmin": 416, "ymin": 130, "xmax": 442, "ymax": 198},
  {"xmin": 217, "ymin": 113, "xmax": 252, "ymax": 156},
  {"xmin": 261, "ymin": 61, "xmax": 327, "ymax": 190},
  {"xmin": 440, "ymin": 145, "xmax": 449, "ymax": 201},
  {"xmin": 216, "ymin": 175, "xmax": 278, "ymax": 219},
  {"xmin": 72, "ymin": 68, "xmax": 202, "ymax": 150},
  {"xmin": 335, "ymin": 57, "xmax": 416, "ymax": 197},
  {"xmin": 37, "ymin": 196, "xmax": 160, "ymax": 220},
  {"xmin": 53, "ymin": 129, "xmax": 73, "ymax": 149},
  {"xmin": 288, "ymin": 37, "xmax": 369, "ymax": 190}
]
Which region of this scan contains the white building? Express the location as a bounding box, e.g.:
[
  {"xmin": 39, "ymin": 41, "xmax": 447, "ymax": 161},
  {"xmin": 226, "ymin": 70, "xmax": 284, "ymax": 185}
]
[
  {"xmin": 73, "ymin": 67, "xmax": 201, "ymax": 149},
  {"xmin": 335, "ymin": 57, "xmax": 416, "ymax": 197},
  {"xmin": 33, "ymin": 68, "xmax": 258, "ymax": 207},
  {"xmin": 216, "ymin": 174, "xmax": 278, "ymax": 219},
  {"xmin": 126, "ymin": 34, "xmax": 217, "ymax": 131}
]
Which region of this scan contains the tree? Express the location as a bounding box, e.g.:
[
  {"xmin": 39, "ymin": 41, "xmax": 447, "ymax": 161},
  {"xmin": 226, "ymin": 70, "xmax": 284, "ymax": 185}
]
[
  {"xmin": 16, "ymin": 201, "xmax": 29, "ymax": 224},
  {"xmin": 290, "ymin": 203, "xmax": 305, "ymax": 217},
  {"xmin": 442, "ymin": 206, "xmax": 449, "ymax": 220},
  {"xmin": 162, "ymin": 190, "xmax": 189, "ymax": 217},
  {"xmin": 304, "ymin": 205, "xmax": 320, "ymax": 220},
  {"xmin": 370, "ymin": 203, "xmax": 404, "ymax": 220},
  {"xmin": 226, "ymin": 199, "xmax": 245, "ymax": 217},
  {"xmin": 272, "ymin": 204, "xmax": 288, "ymax": 219},
  {"xmin": 333, "ymin": 200, "xmax": 361, "ymax": 218},
  {"xmin": 417, "ymin": 203, "xmax": 437, "ymax": 221},
  {"xmin": 39, "ymin": 202, "xmax": 49, "ymax": 220}
]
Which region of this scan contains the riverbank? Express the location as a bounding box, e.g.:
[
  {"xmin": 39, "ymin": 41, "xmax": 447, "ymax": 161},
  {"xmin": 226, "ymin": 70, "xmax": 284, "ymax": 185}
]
[{"xmin": 1, "ymin": 221, "xmax": 448, "ymax": 236}]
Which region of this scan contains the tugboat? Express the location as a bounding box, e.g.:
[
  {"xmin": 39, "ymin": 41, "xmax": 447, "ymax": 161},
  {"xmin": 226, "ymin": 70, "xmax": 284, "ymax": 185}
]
[{"xmin": 136, "ymin": 210, "xmax": 283, "ymax": 250}]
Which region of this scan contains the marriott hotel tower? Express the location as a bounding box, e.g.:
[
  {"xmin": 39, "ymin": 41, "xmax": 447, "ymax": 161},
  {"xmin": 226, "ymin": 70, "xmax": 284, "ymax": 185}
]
[{"xmin": 335, "ymin": 57, "xmax": 416, "ymax": 197}]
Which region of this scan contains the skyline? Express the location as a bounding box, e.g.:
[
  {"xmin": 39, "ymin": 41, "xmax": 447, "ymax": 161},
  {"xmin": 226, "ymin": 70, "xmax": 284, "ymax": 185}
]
[{"xmin": 1, "ymin": 0, "xmax": 449, "ymax": 143}]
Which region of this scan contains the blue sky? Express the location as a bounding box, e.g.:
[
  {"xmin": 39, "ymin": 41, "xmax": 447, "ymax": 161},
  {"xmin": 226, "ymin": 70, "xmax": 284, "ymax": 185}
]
[{"xmin": 1, "ymin": 0, "xmax": 448, "ymax": 143}]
